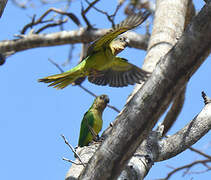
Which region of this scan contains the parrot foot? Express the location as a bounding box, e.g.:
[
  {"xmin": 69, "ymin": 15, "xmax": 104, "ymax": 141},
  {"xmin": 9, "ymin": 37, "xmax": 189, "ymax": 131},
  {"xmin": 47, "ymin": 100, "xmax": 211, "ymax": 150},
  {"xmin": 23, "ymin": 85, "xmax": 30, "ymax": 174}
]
[{"xmin": 93, "ymin": 135, "xmax": 104, "ymax": 143}]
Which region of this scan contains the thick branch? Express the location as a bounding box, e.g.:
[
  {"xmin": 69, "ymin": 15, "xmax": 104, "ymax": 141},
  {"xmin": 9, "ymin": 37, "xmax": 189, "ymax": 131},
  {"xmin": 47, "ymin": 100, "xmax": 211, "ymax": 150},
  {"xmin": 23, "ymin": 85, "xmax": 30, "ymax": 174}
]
[
  {"xmin": 158, "ymin": 99, "xmax": 211, "ymax": 161},
  {"xmin": 66, "ymin": 95, "xmax": 211, "ymax": 179},
  {"xmin": 0, "ymin": 0, "xmax": 7, "ymax": 18},
  {"xmin": 66, "ymin": 125, "xmax": 164, "ymax": 180},
  {"xmin": 161, "ymin": 1, "xmax": 196, "ymax": 135},
  {"xmin": 130, "ymin": 0, "xmax": 188, "ymax": 99},
  {"xmin": 161, "ymin": 85, "xmax": 186, "ymax": 135},
  {"xmin": 79, "ymin": 2, "xmax": 211, "ymax": 179},
  {"xmin": 0, "ymin": 29, "xmax": 148, "ymax": 55}
]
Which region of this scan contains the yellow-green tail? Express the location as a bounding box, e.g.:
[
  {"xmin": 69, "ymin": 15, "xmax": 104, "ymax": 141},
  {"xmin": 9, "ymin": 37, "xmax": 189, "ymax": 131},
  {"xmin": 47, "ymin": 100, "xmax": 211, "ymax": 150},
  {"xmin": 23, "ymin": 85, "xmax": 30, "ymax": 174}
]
[{"xmin": 38, "ymin": 70, "xmax": 82, "ymax": 89}]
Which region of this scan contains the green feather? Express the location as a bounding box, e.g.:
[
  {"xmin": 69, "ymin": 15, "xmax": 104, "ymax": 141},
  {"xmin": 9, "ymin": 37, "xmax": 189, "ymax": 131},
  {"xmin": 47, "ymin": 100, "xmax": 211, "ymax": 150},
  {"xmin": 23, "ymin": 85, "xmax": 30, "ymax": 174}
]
[
  {"xmin": 38, "ymin": 11, "xmax": 150, "ymax": 88},
  {"xmin": 78, "ymin": 111, "xmax": 95, "ymax": 147},
  {"xmin": 78, "ymin": 95, "xmax": 109, "ymax": 147}
]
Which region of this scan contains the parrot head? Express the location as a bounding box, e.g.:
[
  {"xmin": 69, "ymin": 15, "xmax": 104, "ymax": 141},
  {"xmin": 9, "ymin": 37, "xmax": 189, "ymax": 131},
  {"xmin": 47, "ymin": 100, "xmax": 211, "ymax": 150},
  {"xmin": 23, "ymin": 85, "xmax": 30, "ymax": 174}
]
[
  {"xmin": 110, "ymin": 36, "xmax": 129, "ymax": 56},
  {"xmin": 93, "ymin": 94, "xmax": 110, "ymax": 111}
]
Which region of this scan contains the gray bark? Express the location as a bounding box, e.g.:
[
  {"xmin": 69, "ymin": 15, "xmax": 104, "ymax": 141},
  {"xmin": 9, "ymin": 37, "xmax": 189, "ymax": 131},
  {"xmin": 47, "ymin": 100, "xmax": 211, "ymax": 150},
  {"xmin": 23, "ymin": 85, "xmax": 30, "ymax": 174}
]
[
  {"xmin": 78, "ymin": 2, "xmax": 211, "ymax": 179},
  {"xmin": 0, "ymin": 0, "xmax": 7, "ymax": 18},
  {"xmin": 0, "ymin": 29, "xmax": 149, "ymax": 55},
  {"xmin": 66, "ymin": 100, "xmax": 211, "ymax": 179}
]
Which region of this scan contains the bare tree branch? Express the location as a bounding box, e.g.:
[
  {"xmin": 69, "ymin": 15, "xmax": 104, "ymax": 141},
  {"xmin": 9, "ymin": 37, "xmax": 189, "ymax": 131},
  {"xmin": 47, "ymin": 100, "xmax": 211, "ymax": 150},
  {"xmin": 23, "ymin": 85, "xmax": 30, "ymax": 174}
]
[
  {"xmin": 85, "ymin": 0, "xmax": 124, "ymax": 27},
  {"xmin": 125, "ymin": 0, "xmax": 155, "ymax": 15},
  {"xmin": 161, "ymin": 85, "xmax": 186, "ymax": 135},
  {"xmin": 0, "ymin": 29, "xmax": 148, "ymax": 56},
  {"xmin": 62, "ymin": 45, "xmax": 75, "ymax": 67},
  {"xmin": 36, "ymin": 18, "xmax": 68, "ymax": 34},
  {"xmin": 161, "ymin": 159, "xmax": 211, "ymax": 180},
  {"xmin": 67, "ymin": 95, "xmax": 211, "ymax": 179},
  {"xmin": 21, "ymin": 8, "xmax": 81, "ymax": 34},
  {"xmin": 78, "ymin": 2, "xmax": 211, "ymax": 179},
  {"xmin": 0, "ymin": 0, "xmax": 7, "ymax": 17},
  {"xmin": 189, "ymin": 147, "xmax": 211, "ymax": 160},
  {"xmin": 61, "ymin": 134, "xmax": 86, "ymax": 167},
  {"xmin": 202, "ymin": 91, "xmax": 211, "ymax": 104},
  {"xmin": 66, "ymin": 124, "xmax": 164, "ymax": 180},
  {"xmin": 158, "ymin": 98, "xmax": 211, "ymax": 161},
  {"xmin": 129, "ymin": 0, "xmax": 188, "ymax": 101},
  {"xmin": 81, "ymin": 0, "xmax": 100, "ymax": 28},
  {"xmin": 66, "ymin": 91, "xmax": 211, "ymax": 180},
  {"xmin": 160, "ymin": 1, "xmax": 195, "ymax": 136},
  {"xmin": 48, "ymin": 58, "xmax": 120, "ymax": 113}
]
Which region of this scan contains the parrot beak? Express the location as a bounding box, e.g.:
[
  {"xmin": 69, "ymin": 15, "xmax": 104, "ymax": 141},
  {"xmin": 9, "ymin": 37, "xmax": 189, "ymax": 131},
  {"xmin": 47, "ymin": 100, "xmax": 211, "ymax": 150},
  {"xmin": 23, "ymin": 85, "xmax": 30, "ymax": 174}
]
[
  {"xmin": 105, "ymin": 96, "xmax": 110, "ymax": 104},
  {"xmin": 125, "ymin": 38, "xmax": 129, "ymax": 46}
]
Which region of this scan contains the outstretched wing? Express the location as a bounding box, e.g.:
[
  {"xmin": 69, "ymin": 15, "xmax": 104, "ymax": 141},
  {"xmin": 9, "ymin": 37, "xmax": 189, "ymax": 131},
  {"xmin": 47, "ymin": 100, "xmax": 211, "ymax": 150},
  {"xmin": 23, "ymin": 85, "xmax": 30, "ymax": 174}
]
[
  {"xmin": 87, "ymin": 11, "xmax": 150, "ymax": 55},
  {"xmin": 88, "ymin": 57, "xmax": 150, "ymax": 87}
]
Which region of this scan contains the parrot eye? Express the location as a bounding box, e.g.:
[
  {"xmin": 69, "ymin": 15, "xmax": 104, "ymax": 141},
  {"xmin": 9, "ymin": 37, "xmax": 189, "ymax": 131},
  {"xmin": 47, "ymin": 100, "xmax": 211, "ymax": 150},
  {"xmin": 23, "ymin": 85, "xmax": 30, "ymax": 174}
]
[{"xmin": 100, "ymin": 96, "xmax": 104, "ymax": 100}]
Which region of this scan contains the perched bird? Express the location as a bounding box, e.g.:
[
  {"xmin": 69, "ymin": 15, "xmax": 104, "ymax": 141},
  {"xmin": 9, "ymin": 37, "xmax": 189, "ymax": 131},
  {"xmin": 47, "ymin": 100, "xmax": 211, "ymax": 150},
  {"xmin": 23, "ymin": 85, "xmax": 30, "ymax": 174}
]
[
  {"xmin": 38, "ymin": 11, "xmax": 150, "ymax": 89},
  {"xmin": 78, "ymin": 95, "xmax": 109, "ymax": 147}
]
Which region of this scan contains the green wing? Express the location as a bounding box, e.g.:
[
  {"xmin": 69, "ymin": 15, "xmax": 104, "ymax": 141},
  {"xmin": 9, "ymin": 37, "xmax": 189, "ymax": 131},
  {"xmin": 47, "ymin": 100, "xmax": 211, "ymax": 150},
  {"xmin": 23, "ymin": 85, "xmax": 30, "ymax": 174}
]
[
  {"xmin": 87, "ymin": 11, "xmax": 150, "ymax": 55},
  {"xmin": 78, "ymin": 111, "xmax": 94, "ymax": 147},
  {"xmin": 88, "ymin": 57, "xmax": 150, "ymax": 87}
]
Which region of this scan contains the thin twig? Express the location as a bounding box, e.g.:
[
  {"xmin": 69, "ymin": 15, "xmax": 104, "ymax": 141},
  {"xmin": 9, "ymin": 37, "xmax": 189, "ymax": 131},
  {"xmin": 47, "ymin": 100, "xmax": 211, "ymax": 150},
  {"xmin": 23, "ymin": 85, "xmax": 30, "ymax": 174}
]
[
  {"xmin": 189, "ymin": 147, "xmax": 211, "ymax": 160},
  {"xmin": 48, "ymin": 59, "xmax": 120, "ymax": 113},
  {"xmin": 59, "ymin": 0, "xmax": 72, "ymax": 31},
  {"xmin": 62, "ymin": 45, "xmax": 75, "ymax": 67},
  {"xmin": 36, "ymin": 18, "xmax": 68, "ymax": 34},
  {"xmin": 46, "ymin": 8, "xmax": 81, "ymax": 27},
  {"xmin": 78, "ymin": 84, "xmax": 120, "ymax": 113},
  {"xmin": 61, "ymin": 134, "xmax": 86, "ymax": 167},
  {"xmin": 161, "ymin": 159, "xmax": 211, "ymax": 180},
  {"xmin": 202, "ymin": 91, "xmax": 211, "ymax": 105},
  {"xmin": 21, "ymin": 7, "xmax": 81, "ymax": 34},
  {"xmin": 48, "ymin": 58, "xmax": 64, "ymax": 73},
  {"xmin": 62, "ymin": 157, "xmax": 85, "ymax": 165},
  {"xmin": 85, "ymin": 0, "xmax": 124, "ymax": 27},
  {"xmin": 78, "ymin": 84, "xmax": 97, "ymax": 97},
  {"xmin": 81, "ymin": 0, "xmax": 100, "ymax": 28}
]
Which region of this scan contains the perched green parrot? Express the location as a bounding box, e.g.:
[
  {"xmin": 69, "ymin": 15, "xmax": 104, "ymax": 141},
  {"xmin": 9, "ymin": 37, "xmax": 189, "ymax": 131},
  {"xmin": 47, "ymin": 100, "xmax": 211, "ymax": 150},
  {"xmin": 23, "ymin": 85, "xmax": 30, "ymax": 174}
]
[
  {"xmin": 38, "ymin": 11, "xmax": 150, "ymax": 89},
  {"xmin": 78, "ymin": 95, "xmax": 109, "ymax": 147}
]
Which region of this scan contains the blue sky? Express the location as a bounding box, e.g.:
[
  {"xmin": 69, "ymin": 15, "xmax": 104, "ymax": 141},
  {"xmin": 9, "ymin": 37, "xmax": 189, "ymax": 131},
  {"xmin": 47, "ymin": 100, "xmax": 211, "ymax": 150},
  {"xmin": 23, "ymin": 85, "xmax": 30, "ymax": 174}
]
[{"xmin": 0, "ymin": 1, "xmax": 210, "ymax": 180}]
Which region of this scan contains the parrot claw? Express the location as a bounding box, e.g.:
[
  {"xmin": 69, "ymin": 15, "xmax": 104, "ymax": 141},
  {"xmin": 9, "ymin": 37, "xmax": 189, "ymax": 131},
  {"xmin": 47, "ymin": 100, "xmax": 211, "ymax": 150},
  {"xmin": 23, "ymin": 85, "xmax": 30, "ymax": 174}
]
[{"xmin": 94, "ymin": 135, "xmax": 104, "ymax": 142}]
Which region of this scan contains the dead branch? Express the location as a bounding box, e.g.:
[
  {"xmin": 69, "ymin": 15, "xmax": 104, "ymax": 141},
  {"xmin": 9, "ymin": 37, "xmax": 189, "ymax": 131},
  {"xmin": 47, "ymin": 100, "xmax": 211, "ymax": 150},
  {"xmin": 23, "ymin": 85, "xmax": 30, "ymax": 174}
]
[
  {"xmin": 81, "ymin": 0, "xmax": 100, "ymax": 28},
  {"xmin": 0, "ymin": 29, "xmax": 148, "ymax": 56},
  {"xmin": 189, "ymin": 147, "xmax": 211, "ymax": 160},
  {"xmin": 48, "ymin": 58, "xmax": 120, "ymax": 113},
  {"xmin": 161, "ymin": 159, "xmax": 211, "ymax": 180},
  {"xmin": 36, "ymin": 18, "xmax": 68, "ymax": 34},
  {"xmin": 85, "ymin": 0, "xmax": 124, "ymax": 27},
  {"xmin": 0, "ymin": 0, "xmax": 7, "ymax": 17},
  {"xmin": 161, "ymin": 86, "xmax": 186, "ymax": 135},
  {"xmin": 61, "ymin": 134, "xmax": 86, "ymax": 167},
  {"xmin": 78, "ymin": 2, "xmax": 211, "ymax": 179},
  {"xmin": 21, "ymin": 8, "xmax": 81, "ymax": 34}
]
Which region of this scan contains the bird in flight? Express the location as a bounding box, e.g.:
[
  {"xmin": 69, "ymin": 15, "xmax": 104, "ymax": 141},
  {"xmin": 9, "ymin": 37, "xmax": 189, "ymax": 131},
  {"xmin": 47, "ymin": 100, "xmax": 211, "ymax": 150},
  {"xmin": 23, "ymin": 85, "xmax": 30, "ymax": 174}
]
[{"xmin": 38, "ymin": 11, "xmax": 150, "ymax": 89}]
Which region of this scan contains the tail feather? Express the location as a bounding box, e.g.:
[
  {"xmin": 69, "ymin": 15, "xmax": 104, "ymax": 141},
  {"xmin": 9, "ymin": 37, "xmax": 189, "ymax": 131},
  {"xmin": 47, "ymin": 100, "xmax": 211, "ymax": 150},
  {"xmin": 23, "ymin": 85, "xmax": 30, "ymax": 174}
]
[
  {"xmin": 38, "ymin": 70, "xmax": 83, "ymax": 89},
  {"xmin": 53, "ymin": 78, "xmax": 75, "ymax": 89},
  {"xmin": 48, "ymin": 78, "xmax": 66, "ymax": 87}
]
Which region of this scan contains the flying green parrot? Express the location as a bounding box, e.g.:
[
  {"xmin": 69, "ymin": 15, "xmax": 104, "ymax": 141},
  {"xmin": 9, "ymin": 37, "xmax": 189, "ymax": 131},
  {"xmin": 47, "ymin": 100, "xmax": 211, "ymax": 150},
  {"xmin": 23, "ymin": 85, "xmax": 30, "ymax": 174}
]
[
  {"xmin": 78, "ymin": 95, "xmax": 109, "ymax": 147},
  {"xmin": 38, "ymin": 11, "xmax": 150, "ymax": 89}
]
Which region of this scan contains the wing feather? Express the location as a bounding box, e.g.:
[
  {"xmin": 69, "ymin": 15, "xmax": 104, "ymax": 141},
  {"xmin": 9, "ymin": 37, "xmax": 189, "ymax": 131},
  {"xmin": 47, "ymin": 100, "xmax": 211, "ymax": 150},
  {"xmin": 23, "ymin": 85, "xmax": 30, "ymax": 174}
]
[
  {"xmin": 88, "ymin": 57, "xmax": 150, "ymax": 87},
  {"xmin": 87, "ymin": 11, "xmax": 150, "ymax": 55},
  {"xmin": 78, "ymin": 111, "xmax": 94, "ymax": 147}
]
